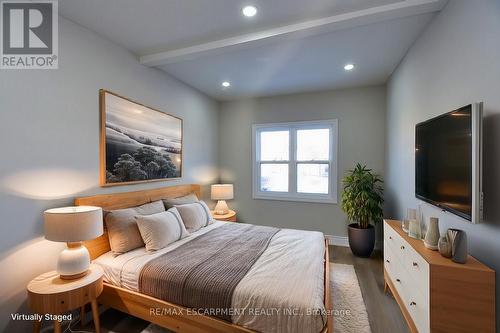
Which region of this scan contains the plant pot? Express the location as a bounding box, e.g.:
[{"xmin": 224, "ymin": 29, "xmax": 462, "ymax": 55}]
[{"xmin": 348, "ymin": 223, "xmax": 375, "ymax": 257}]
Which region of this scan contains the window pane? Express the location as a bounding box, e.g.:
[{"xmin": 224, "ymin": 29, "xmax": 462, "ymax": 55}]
[
  {"xmin": 297, "ymin": 129, "xmax": 329, "ymax": 161},
  {"xmin": 260, "ymin": 164, "xmax": 288, "ymax": 192},
  {"xmin": 260, "ymin": 131, "xmax": 289, "ymax": 161},
  {"xmin": 297, "ymin": 164, "xmax": 329, "ymax": 194}
]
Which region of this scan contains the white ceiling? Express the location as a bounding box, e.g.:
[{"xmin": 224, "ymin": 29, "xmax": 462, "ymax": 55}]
[
  {"xmin": 159, "ymin": 13, "xmax": 434, "ymax": 99},
  {"xmin": 59, "ymin": 0, "xmax": 448, "ymax": 100}
]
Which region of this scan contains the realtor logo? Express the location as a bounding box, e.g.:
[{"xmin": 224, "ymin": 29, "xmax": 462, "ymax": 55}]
[{"xmin": 1, "ymin": 0, "xmax": 58, "ymax": 69}]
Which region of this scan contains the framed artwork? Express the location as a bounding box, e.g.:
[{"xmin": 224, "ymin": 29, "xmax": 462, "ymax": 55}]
[{"xmin": 100, "ymin": 90, "xmax": 182, "ymax": 186}]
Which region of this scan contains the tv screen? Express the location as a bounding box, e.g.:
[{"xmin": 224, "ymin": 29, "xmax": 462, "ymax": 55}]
[{"xmin": 415, "ymin": 105, "xmax": 477, "ymax": 221}]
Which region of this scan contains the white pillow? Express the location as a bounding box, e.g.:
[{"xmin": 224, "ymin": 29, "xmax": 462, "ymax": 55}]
[
  {"xmin": 175, "ymin": 201, "xmax": 214, "ymax": 233},
  {"xmin": 105, "ymin": 200, "xmax": 165, "ymax": 254},
  {"xmin": 135, "ymin": 208, "xmax": 189, "ymax": 251},
  {"xmin": 162, "ymin": 193, "xmax": 199, "ymax": 209}
]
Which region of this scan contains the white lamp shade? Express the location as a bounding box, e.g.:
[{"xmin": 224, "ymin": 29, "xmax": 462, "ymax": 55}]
[
  {"xmin": 44, "ymin": 206, "xmax": 103, "ymax": 242},
  {"xmin": 211, "ymin": 184, "xmax": 234, "ymax": 200}
]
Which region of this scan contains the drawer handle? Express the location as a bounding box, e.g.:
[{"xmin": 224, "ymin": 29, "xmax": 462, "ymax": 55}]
[
  {"xmin": 396, "ymin": 278, "xmax": 401, "ymax": 282},
  {"xmin": 413, "ymin": 262, "xmax": 418, "ymax": 267},
  {"xmin": 410, "ymin": 301, "xmax": 417, "ymax": 306},
  {"xmin": 389, "ymin": 236, "xmax": 392, "ymax": 240},
  {"xmin": 400, "ymin": 245, "xmax": 405, "ymax": 250},
  {"xmin": 385, "ymin": 259, "xmax": 390, "ymax": 263}
]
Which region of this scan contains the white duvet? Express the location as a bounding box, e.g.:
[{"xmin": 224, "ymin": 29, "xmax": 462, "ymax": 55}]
[{"xmin": 94, "ymin": 221, "xmax": 326, "ymax": 333}]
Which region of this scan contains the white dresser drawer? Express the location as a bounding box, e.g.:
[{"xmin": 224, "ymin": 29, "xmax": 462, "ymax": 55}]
[
  {"xmin": 392, "ymin": 263, "xmax": 430, "ymax": 333},
  {"xmin": 383, "ymin": 239, "xmax": 397, "ymax": 278},
  {"xmin": 393, "ymin": 236, "xmax": 429, "ymax": 295},
  {"xmin": 406, "ymin": 293, "xmax": 429, "ymax": 333},
  {"xmin": 384, "ymin": 222, "xmax": 400, "ymax": 249},
  {"xmin": 384, "ymin": 222, "xmax": 430, "ymax": 297}
]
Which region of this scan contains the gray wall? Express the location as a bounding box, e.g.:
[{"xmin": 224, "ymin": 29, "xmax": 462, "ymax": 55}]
[
  {"xmin": 0, "ymin": 17, "xmax": 219, "ymax": 332},
  {"xmin": 386, "ymin": 0, "xmax": 500, "ymax": 328},
  {"xmin": 219, "ymin": 86, "xmax": 386, "ymax": 236}
]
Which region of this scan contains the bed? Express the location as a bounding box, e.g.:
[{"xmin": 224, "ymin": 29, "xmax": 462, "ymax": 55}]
[{"xmin": 75, "ymin": 184, "xmax": 333, "ymax": 333}]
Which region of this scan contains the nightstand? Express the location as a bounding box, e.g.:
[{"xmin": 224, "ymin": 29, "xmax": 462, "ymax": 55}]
[
  {"xmin": 27, "ymin": 264, "xmax": 103, "ymax": 333},
  {"xmin": 211, "ymin": 209, "xmax": 237, "ymax": 222}
]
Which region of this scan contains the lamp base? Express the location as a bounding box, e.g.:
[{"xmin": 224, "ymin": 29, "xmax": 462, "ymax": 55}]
[
  {"xmin": 214, "ymin": 200, "xmax": 229, "ymax": 215},
  {"xmin": 57, "ymin": 242, "xmax": 90, "ymax": 280}
]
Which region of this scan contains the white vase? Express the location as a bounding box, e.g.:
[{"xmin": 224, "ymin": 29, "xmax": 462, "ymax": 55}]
[{"xmin": 424, "ymin": 217, "xmax": 440, "ymax": 250}]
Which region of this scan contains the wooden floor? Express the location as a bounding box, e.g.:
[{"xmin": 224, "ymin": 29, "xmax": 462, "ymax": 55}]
[{"xmin": 77, "ymin": 245, "xmax": 408, "ymax": 333}]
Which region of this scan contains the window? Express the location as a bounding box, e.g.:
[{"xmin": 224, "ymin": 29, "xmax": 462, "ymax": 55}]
[{"xmin": 252, "ymin": 120, "xmax": 338, "ymax": 203}]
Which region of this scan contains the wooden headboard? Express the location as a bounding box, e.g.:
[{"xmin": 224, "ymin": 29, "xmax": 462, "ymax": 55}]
[{"xmin": 75, "ymin": 184, "xmax": 201, "ymax": 260}]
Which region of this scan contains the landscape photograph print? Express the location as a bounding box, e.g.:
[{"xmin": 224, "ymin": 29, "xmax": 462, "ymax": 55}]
[{"xmin": 100, "ymin": 90, "xmax": 182, "ymax": 186}]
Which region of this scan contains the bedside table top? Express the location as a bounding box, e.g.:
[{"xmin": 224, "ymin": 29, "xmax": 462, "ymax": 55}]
[
  {"xmin": 28, "ymin": 264, "xmax": 103, "ymax": 295},
  {"xmin": 211, "ymin": 210, "xmax": 236, "ymax": 219}
]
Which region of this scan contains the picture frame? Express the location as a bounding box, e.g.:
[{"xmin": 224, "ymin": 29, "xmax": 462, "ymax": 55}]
[{"xmin": 99, "ymin": 89, "xmax": 182, "ymax": 186}]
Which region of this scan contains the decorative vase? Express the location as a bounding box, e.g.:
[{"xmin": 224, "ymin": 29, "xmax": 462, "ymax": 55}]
[
  {"xmin": 424, "ymin": 217, "xmax": 440, "ymax": 250},
  {"xmin": 447, "ymin": 228, "xmax": 468, "ymax": 264},
  {"xmin": 408, "ymin": 219, "xmax": 421, "ymax": 239},
  {"xmin": 402, "ymin": 208, "xmax": 416, "ymax": 233},
  {"xmin": 402, "ymin": 220, "xmax": 409, "ymax": 233},
  {"xmin": 438, "ymin": 234, "xmax": 452, "ymax": 258},
  {"xmin": 407, "ymin": 208, "xmax": 417, "ymax": 220}
]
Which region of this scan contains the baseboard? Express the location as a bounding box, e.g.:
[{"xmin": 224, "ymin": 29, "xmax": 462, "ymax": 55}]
[{"xmin": 325, "ymin": 235, "xmax": 349, "ymax": 247}]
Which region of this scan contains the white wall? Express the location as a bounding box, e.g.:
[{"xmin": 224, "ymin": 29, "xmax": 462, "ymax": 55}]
[
  {"xmin": 0, "ymin": 17, "xmax": 219, "ymax": 332},
  {"xmin": 219, "ymin": 86, "xmax": 386, "ymax": 237},
  {"xmin": 386, "ymin": 0, "xmax": 500, "ymax": 328}
]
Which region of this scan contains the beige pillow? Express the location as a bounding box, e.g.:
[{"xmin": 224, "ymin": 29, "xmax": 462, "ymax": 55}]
[
  {"xmin": 162, "ymin": 193, "xmax": 198, "ymax": 209},
  {"xmin": 135, "ymin": 208, "xmax": 189, "ymax": 251},
  {"xmin": 175, "ymin": 201, "xmax": 214, "ymax": 233},
  {"xmin": 105, "ymin": 200, "xmax": 165, "ymax": 254}
]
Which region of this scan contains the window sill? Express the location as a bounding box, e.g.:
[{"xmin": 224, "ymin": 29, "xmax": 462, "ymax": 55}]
[{"xmin": 253, "ymin": 193, "xmax": 337, "ymax": 204}]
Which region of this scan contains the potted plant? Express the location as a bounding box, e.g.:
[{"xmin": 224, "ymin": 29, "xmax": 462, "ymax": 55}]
[{"xmin": 341, "ymin": 163, "xmax": 384, "ymax": 257}]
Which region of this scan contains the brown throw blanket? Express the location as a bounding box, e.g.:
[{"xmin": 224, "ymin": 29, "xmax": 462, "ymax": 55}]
[{"xmin": 139, "ymin": 223, "xmax": 280, "ymax": 321}]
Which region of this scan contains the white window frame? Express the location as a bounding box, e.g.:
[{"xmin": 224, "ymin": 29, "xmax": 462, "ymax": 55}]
[{"xmin": 252, "ymin": 119, "xmax": 338, "ymax": 204}]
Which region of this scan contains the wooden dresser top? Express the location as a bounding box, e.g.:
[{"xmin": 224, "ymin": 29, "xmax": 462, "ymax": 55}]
[{"xmin": 385, "ymin": 220, "xmax": 494, "ymax": 273}]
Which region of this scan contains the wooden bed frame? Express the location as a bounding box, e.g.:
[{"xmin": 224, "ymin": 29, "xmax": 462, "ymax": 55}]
[{"xmin": 75, "ymin": 184, "xmax": 333, "ymax": 333}]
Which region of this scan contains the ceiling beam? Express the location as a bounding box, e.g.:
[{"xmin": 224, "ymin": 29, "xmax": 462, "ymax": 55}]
[{"xmin": 140, "ymin": 0, "xmax": 447, "ymax": 67}]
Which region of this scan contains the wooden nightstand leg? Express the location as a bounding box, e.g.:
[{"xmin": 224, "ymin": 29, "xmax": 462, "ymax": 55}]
[
  {"xmin": 80, "ymin": 304, "xmax": 86, "ymax": 326},
  {"xmin": 91, "ymin": 299, "xmax": 100, "ymax": 333},
  {"xmin": 32, "ymin": 320, "xmax": 41, "ymax": 333},
  {"xmin": 53, "ymin": 320, "xmax": 61, "ymax": 333}
]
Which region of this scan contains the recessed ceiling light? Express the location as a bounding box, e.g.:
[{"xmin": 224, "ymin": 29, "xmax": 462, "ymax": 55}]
[
  {"xmin": 344, "ymin": 63, "xmax": 355, "ymax": 71},
  {"xmin": 242, "ymin": 5, "xmax": 258, "ymax": 17},
  {"xmin": 222, "ymin": 81, "xmax": 231, "ymax": 88}
]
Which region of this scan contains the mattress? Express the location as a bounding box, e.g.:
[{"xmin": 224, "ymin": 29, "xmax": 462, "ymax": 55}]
[{"xmin": 94, "ymin": 221, "xmax": 326, "ymax": 333}]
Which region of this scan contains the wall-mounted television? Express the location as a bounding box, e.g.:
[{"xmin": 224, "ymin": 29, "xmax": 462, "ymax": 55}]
[{"xmin": 415, "ymin": 103, "xmax": 483, "ymax": 223}]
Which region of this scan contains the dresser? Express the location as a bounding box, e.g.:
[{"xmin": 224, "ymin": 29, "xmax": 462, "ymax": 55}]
[{"xmin": 384, "ymin": 220, "xmax": 495, "ymax": 333}]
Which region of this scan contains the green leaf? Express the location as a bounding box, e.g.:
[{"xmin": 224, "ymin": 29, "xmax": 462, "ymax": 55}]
[{"xmin": 341, "ymin": 163, "xmax": 384, "ymax": 228}]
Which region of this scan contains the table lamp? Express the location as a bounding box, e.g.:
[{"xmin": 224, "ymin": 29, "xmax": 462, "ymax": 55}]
[
  {"xmin": 44, "ymin": 206, "xmax": 103, "ymax": 280},
  {"xmin": 211, "ymin": 184, "xmax": 234, "ymax": 215}
]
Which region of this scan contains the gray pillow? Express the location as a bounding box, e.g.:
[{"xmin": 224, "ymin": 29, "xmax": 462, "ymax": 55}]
[
  {"xmin": 175, "ymin": 201, "xmax": 214, "ymax": 233},
  {"xmin": 105, "ymin": 200, "xmax": 165, "ymax": 254},
  {"xmin": 162, "ymin": 193, "xmax": 199, "ymax": 209},
  {"xmin": 135, "ymin": 208, "xmax": 189, "ymax": 251}
]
